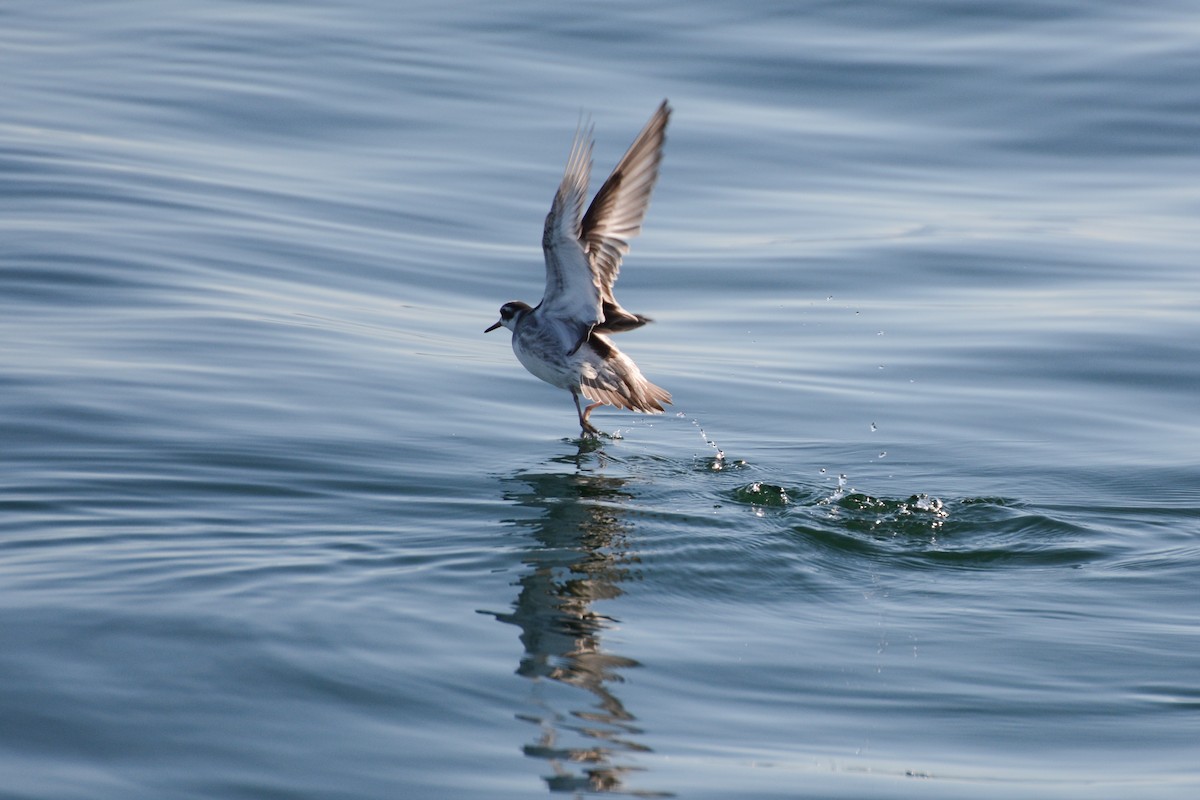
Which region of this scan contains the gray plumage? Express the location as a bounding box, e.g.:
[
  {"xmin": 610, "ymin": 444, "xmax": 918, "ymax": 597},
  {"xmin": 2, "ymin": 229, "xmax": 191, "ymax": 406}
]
[{"xmin": 487, "ymin": 101, "xmax": 673, "ymax": 437}]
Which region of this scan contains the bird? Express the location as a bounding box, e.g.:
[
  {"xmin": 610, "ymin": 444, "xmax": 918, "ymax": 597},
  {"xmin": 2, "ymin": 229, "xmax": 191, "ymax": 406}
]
[{"xmin": 486, "ymin": 100, "xmax": 673, "ymax": 438}]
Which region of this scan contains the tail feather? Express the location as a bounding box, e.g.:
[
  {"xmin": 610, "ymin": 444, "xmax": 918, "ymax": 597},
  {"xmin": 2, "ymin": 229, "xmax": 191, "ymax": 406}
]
[
  {"xmin": 581, "ymin": 372, "xmax": 671, "ymax": 414},
  {"xmin": 578, "ymin": 332, "xmax": 671, "ymax": 414}
]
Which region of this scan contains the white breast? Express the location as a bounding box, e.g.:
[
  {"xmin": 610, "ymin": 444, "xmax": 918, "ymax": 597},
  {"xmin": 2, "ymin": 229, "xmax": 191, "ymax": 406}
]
[{"xmin": 511, "ymin": 316, "xmax": 581, "ymax": 392}]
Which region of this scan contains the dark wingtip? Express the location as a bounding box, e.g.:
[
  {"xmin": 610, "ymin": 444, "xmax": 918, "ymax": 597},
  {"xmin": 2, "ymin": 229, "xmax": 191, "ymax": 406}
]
[
  {"xmin": 594, "ymin": 313, "xmax": 651, "ymax": 334},
  {"xmin": 594, "ymin": 302, "xmax": 653, "ymax": 335}
]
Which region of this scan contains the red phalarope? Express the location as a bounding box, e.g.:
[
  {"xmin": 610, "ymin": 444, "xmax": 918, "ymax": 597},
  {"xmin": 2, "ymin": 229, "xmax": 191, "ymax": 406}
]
[{"xmin": 487, "ymin": 100, "xmax": 673, "ymax": 437}]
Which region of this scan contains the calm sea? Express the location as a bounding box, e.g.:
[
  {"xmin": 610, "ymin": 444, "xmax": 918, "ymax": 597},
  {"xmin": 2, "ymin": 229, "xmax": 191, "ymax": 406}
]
[{"xmin": 2, "ymin": 1, "xmax": 1198, "ymax": 798}]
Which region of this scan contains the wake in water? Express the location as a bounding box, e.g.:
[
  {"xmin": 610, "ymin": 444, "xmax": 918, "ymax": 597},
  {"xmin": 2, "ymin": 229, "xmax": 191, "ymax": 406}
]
[{"xmin": 557, "ymin": 414, "xmax": 1100, "ymax": 571}]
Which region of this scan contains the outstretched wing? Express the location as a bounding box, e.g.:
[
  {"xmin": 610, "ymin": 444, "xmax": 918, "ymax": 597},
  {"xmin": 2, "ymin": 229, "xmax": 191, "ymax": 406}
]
[
  {"xmin": 580, "ymin": 99, "xmax": 670, "ymax": 333},
  {"xmin": 539, "ymin": 118, "xmax": 601, "ymax": 335}
]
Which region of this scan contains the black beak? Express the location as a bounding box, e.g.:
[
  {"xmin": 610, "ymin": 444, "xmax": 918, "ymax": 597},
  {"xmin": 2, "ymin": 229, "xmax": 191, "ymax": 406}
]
[{"xmin": 485, "ymin": 320, "xmax": 502, "ymax": 333}]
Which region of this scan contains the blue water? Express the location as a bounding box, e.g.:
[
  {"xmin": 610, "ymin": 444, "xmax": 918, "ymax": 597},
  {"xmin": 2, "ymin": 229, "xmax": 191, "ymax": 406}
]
[{"xmin": 3, "ymin": 1, "xmax": 1198, "ymax": 798}]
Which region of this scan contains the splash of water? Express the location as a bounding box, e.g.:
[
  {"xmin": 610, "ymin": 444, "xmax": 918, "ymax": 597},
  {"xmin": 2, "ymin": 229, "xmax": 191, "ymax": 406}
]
[{"xmin": 676, "ymin": 411, "xmax": 728, "ymax": 471}]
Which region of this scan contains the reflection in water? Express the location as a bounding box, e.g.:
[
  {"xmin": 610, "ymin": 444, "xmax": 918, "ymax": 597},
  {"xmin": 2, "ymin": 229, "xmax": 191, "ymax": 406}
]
[{"xmin": 493, "ymin": 449, "xmax": 671, "ymax": 797}]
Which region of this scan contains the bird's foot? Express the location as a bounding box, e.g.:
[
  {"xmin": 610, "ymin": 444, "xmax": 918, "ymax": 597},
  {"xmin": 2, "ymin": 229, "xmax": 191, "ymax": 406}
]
[{"xmin": 580, "ymin": 422, "xmax": 603, "ymax": 439}]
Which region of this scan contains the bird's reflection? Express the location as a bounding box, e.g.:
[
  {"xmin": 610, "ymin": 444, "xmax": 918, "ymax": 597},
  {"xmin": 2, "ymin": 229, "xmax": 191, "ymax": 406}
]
[{"xmin": 493, "ymin": 447, "xmax": 671, "ymax": 797}]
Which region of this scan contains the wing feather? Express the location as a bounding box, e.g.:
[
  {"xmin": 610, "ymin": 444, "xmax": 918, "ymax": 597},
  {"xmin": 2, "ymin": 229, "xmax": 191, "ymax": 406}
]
[
  {"xmin": 538, "ymin": 101, "xmax": 672, "ymax": 340},
  {"xmin": 539, "ymin": 119, "xmax": 601, "ymax": 333},
  {"xmin": 580, "ymin": 100, "xmax": 671, "ymax": 331}
]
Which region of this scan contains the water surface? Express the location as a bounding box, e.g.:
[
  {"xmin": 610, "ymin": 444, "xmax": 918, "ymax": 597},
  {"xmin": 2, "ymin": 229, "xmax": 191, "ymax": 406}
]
[{"xmin": 2, "ymin": 1, "xmax": 1198, "ymax": 798}]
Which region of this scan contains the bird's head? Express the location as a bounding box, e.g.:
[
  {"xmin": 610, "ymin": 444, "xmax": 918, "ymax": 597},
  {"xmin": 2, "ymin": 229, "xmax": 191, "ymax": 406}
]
[{"xmin": 485, "ymin": 301, "xmax": 532, "ymax": 333}]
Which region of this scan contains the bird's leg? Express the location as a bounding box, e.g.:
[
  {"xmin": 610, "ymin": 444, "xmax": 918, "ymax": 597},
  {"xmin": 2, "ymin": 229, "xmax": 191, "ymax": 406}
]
[
  {"xmin": 573, "ymin": 392, "xmax": 602, "ymax": 438},
  {"xmin": 581, "ymin": 400, "xmax": 604, "ymax": 435}
]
